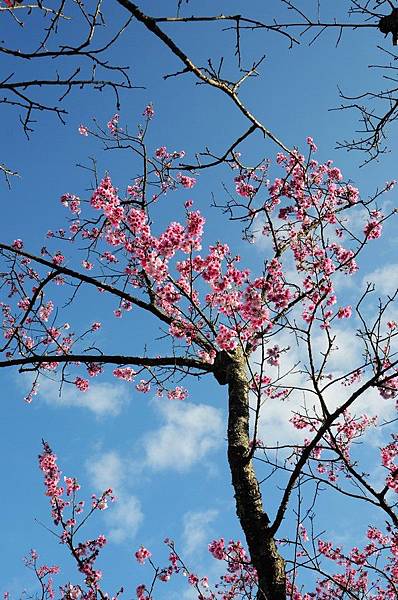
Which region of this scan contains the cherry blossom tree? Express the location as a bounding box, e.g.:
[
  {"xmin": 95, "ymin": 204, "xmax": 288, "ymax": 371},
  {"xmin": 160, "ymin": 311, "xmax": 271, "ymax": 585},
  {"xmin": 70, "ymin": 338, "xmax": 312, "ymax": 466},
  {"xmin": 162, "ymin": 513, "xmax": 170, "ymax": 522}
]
[
  {"xmin": 2, "ymin": 2, "xmax": 398, "ymax": 599},
  {"xmin": 1, "ymin": 107, "xmax": 397, "ymax": 598}
]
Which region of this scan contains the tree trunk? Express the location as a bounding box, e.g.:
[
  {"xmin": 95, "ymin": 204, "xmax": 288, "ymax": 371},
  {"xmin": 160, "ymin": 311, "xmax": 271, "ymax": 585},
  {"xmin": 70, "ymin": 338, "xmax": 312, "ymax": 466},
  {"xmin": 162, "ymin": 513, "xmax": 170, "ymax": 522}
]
[{"xmin": 214, "ymin": 349, "xmax": 286, "ymax": 600}]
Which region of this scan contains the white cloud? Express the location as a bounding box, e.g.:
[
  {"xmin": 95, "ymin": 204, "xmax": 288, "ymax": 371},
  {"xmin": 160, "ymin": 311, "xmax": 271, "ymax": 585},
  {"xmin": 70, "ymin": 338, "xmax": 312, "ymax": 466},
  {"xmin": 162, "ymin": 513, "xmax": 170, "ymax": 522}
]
[
  {"xmin": 362, "ymin": 263, "xmax": 398, "ymax": 296},
  {"xmin": 142, "ymin": 402, "xmax": 224, "ymax": 472},
  {"xmin": 106, "ymin": 495, "xmax": 143, "ymax": 543},
  {"xmin": 86, "ymin": 450, "xmax": 143, "ymax": 543},
  {"xmin": 37, "ymin": 377, "xmax": 129, "ymax": 416},
  {"xmin": 86, "ymin": 451, "xmax": 124, "ymax": 492},
  {"xmin": 182, "ymin": 509, "xmax": 218, "ymax": 556},
  {"xmin": 310, "ymin": 325, "xmax": 361, "ymax": 377},
  {"xmin": 349, "ymin": 386, "xmax": 396, "ymax": 435}
]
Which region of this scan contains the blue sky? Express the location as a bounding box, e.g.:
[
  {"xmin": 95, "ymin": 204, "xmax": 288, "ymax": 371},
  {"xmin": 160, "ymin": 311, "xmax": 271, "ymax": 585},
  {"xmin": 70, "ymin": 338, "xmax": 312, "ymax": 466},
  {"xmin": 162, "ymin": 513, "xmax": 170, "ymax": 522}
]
[{"xmin": 1, "ymin": 1, "xmax": 398, "ymax": 597}]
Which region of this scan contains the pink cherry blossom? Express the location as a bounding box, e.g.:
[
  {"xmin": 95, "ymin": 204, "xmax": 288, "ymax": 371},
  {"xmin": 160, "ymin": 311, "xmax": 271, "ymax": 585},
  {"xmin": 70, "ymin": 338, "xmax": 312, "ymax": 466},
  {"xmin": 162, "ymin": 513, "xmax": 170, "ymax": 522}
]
[
  {"xmin": 135, "ymin": 546, "xmax": 152, "ymax": 564},
  {"xmin": 337, "ymin": 305, "xmax": 352, "ymax": 319},
  {"xmin": 136, "ymin": 380, "xmax": 151, "ymax": 393},
  {"xmin": 364, "ymin": 219, "xmax": 382, "ymax": 239},
  {"xmin": 74, "ymin": 377, "xmax": 89, "ymax": 392},
  {"xmin": 167, "ymin": 386, "xmax": 188, "ymax": 400},
  {"xmin": 143, "ymin": 104, "xmax": 154, "ymax": 119},
  {"xmin": 107, "ymin": 113, "xmax": 119, "ymax": 135},
  {"xmin": 113, "ymin": 367, "xmax": 136, "ymax": 381},
  {"xmin": 52, "ymin": 252, "xmax": 65, "ymax": 266},
  {"xmin": 12, "ymin": 239, "xmax": 23, "ymax": 249},
  {"xmin": 178, "ymin": 174, "xmax": 196, "ymax": 188},
  {"xmin": 208, "ymin": 538, "xmax": 226, "ymax": 560},
  {"xmin": 306, "ymin": 136, "xmax": 318, "ymax": 151},
  {"xmin": 78, "ymin": 125, "xmax": 89, "ymax": 136}
]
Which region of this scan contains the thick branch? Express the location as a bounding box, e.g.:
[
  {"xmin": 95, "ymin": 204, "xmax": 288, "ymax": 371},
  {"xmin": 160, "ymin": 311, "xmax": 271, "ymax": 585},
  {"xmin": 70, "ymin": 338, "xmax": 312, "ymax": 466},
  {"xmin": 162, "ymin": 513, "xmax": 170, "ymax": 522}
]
[{"xmin": 0, "ymin": 352, "xmax": 212, "ymax": 373}]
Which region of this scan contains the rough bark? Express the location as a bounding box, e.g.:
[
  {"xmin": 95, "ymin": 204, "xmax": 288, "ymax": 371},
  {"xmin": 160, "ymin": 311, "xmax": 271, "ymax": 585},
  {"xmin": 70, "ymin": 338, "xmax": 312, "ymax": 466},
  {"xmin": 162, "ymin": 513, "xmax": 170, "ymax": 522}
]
[{"xmin": 214, "ymin": 349, "xmax": 286, "ymax": 600}]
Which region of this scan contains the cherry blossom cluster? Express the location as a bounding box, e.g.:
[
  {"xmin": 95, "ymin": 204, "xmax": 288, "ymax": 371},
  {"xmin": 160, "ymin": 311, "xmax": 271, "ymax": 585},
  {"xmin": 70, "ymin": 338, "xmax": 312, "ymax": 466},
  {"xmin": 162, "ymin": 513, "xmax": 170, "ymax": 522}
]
[
  {"xmin": 289, "ymin": 410, "xmax": 378, "ymax": 482},
  {"xmin": 284, "ymin": 523, "xmax": 398, "ymax": 600},
  {"xmin": 208, "ymin": 538, "xmax": 258, "ymax": 597},
  {"xmin": 77, "ymin": 177, "xmax": 299, "ymax": 355},
  {"xmin": 37, "ymin": 442, "xmax": 115, "ymax": 596},
  {"xmin": 233, "ymin": 142, "xmax": 394, "ymax": 340},
  {"xmin": 249, "ymin": 372, "xmax": 289, "ymax": 402},
  {"xmin": 380, "ymin": 435, "xmax": 398, "ymax": 494},
  {"xmin": 312, "ymin": 525, "xmax": 398, "ymax": 599},
  {"xmin": 23, "ymin": 549, "xmax": 60, "ymax": 600},
  {"xmin": 134, "ymin": 537, "xmax": 257, "ymax": 600},
  {"xmin": 329, "ymin": 410, "xmax": 377, "ymax": 464}
]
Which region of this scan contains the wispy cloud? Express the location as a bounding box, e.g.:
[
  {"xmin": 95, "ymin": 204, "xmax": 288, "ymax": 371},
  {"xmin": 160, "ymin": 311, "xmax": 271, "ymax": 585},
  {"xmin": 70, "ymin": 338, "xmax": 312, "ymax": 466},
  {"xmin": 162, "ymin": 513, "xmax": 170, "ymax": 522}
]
[
  {"xmin": 34, "ymin": 376, "xmax": 129, "ymax": 416},
  {"xmin": 182, "ymin": 509, "xmax": 218, "ymax": 556},
  {"xmin": 105, "ymin": 495, "xmax": 143, "ymax": 543},
  {"xmin": 362, "ymin": 263, "xmax": 398, "ymax": 296},
  {"xmin": 142, "ymin": 401, "xmax": 224, "ymax": 472},
  {"xmin": 86, "ymin": 450, "xmax": 143, "ymax": 543},
  {"xmin": 86, "ymin": 450, "xmax": 124, "ymax": 491}
]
